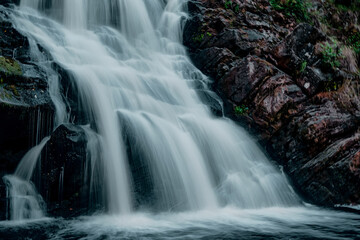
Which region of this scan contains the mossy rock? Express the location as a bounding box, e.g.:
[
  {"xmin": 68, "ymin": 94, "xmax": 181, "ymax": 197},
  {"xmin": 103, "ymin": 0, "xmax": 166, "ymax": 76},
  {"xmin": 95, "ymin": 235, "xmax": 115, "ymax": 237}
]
[{"xmin": 0, "ymin": 56, "xmax": 22, "ymax": 76}]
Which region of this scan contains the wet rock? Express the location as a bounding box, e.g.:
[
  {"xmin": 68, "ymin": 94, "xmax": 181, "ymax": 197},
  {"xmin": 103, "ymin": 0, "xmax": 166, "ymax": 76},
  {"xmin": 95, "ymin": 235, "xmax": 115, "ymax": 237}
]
[
  {"xmin": 289, "ymin": 100, "xmax": 356, "ymax": 157},
  {"xmin": 207, "ymin": 29, "xmax": 257, "ymax": 57},
  {"xmin": 272, "ymin": 23, "xmax": 325, "ymax": 74},
  {"xmin": 218, "ymin": 55, "xmax": 280, "ymax": 104},
  {"xmin": 184, "ymin": 0, "xmax": 360, "ymax": 207},
  {"xmin": 296, "ymin": 67, "xmax": 328, "ymax": 95},
  {"xmin": 269, "ymin": 97, "xmax": 360, "ymax": 205},
  {"xmin": 0, "ymin": 0, "xmax": 20, "ymax": 7},
  {"xmin": 0, "ymin": 183, "xmax": 8, "ymax": 220},
  {"xmin": 190, "ymin": 47, "xmax": 238, "ymax": 80},
  {"xmin": 40, "ymin": 124, "xmax": 89, "ymax": 217},
  {"xmin": 250, "ymin": 74, "xmax": 306, "ymax": 137},
  {"xmin": 293, "ymin": 133, "xmax": 360, "ymax": 205},
  {"xmin": 197, "ymin": 89, "xmax": 223, "ymax": 117},
  {"xmin": 0, "ymin": 7, "xmax": 53, "ymax": 193}
]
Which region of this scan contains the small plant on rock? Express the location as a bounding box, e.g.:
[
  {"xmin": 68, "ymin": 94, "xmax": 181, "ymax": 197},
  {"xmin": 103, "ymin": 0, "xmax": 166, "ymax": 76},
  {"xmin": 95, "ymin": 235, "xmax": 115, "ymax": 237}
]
[
  {"xmin": 224, "ymin": 0, "xmax": 241, "ymax": 13},
  {"xmin": 347, "ymin": 31, "xmax": 360, "ymax": 55},
  {"xmin": 269, "ymin": 0, "xmax": 310, "ymax": 22},
  {"xmin": 320, "ymin": 41, "xmax": 342, "ymax": 69},
  {"xmin": 193, "ymin": 33, "xmax": 205, "ymax": 43},
  {"xmin": 299, "ymin": 61, "xmax": 307, "ymax": 73},
  {"xmin": 0, "ymin": 57, "xmax": 22, "ymax": 76},
  {"xmin": 224, "ymin": 0, "xmax": 232, "ymax": 9},
  {"xmin": 234, "ymin": 105, "xmax": 249, "ymax": 115}
]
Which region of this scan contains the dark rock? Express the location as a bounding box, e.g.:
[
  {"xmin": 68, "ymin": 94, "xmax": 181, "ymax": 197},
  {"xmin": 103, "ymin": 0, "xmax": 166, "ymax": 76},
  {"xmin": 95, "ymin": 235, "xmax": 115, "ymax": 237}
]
[
  {"xmin": 292, "ymin": 100, "xmax": 356, "ymax": 156},
  {"xmin": 184, "ymin": 0, "xmax": 360, "ymax": 207},
  {"xmin": 0, "ymin": 183, "xmax": 8, "ymax": 220},
  {"xmin": 197, "ymin": 89, "xmax": 223, "ymax": 117},
  {"xmin": 207, "ymin": 29, "xmax": 256, "ymax": 57},
  {"xmin": 0, "ymin": 6, "xmax": 53, "ymax": 181},
  {"xmin": 218, "ymin": 55, "xmax": 279, "ymax": 104},
  {"xmin": 187, "ymin": 0, "xmax": 205, "ymax": 15},
  {"xmin": 293, "ymin": 133, "xmax": 360, "ymax": 205},
  {"xmin": 272, "ymin": 23, "xmax": 325, "ymax": 74},
  {"xmin": 0, "ymin": 10, "xmax": 29, "ymax": 62},
  {"xmin": 40, "ymin": 124, "xmax": 90, "ymax": 217},
  {"xmin": 0, "ymin": 0, "xmax": 19, "ymax": 7},
  {"xmin": 250, "ymin": 74, "xmax": 306, "ymax": 138},
  {"xmin": 190, "ymin": 47, "xmax": 238, "ymax": 80},
  {"xmin": 335, "ymin": 0, "xmax": 352, "ymax": 6},
  {"xmin": 296, "ymin": 67, "xmax": 328, "ymax": 95},
  {"xmin": 245, "ymin": 12, "xmax": 270, "ymax": 29},
  {"xmin": 270, "ymin": 97, "xmax": 359, "ymax": 205}
]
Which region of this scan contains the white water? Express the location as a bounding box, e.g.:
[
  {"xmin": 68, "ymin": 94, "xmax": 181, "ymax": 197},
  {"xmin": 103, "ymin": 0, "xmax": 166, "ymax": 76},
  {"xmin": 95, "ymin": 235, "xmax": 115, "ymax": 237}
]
[
  {"xmin": 5, "ymin": 0, "xmax": 300, "ymax": 219},
  {"xmin": 2, "ymin": 137, "xmax": 49, "ymax": 220},
  {"xmin": 2, "ymin": 175, "xmax": 45, "ymax": 221},
  {"xmin": 1, "ymin": 206, "xmax": 360, "ymax": 239}
]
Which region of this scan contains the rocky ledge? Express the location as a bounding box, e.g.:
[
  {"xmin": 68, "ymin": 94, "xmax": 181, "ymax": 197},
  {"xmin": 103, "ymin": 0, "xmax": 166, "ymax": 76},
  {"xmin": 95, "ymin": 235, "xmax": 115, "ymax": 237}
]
[
  {"xmin": 0, "ymin": 4, "xmax": 92, "ymax": 219},
  {"xmin": 184, "ymin": 0, "xmax": 360, "ymax": 206}
]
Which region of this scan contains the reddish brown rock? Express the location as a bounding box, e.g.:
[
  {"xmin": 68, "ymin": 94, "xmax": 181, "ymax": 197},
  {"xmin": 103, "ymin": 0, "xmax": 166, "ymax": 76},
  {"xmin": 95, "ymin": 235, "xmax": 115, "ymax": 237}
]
[
  {"xmin": 190, "ymin": 47, "xmax": 238, "ymax": 80},
  {"xmin": 293, "ymin": 133, "xmax": 360, "ymax": 205},
  {"xmin": 251, "ymin": 74, "xmax": 306, "ymax": 137},
  {"xmin": 184, "ymin": 0, "xmax": 360, "ymax": 207},
  {"xmin": 218, "ymin": 55, "xmax": 278, "ymax": 104}
]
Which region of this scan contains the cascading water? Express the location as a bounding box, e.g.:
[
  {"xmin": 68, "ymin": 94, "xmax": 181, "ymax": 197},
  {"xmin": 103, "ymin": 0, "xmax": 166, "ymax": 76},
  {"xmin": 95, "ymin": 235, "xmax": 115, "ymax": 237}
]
[
  {"xmin": 1, "ymin": 1, "xmax": 360, "ymax": 239},
  {"xmin": 3, "ymin": 137, "xmax": 49, "ymax": 220},
  {"xmin": 3, "ymin": 0, "xmax": 301, "ymax": 218}
]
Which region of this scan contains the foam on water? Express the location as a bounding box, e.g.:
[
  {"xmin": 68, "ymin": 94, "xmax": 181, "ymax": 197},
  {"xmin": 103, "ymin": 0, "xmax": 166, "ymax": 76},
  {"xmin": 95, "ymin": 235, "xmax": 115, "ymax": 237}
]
[
  {"xmin": 0, "ymin": 3, "xmax": 359, "ymax": 238},
  {"xmin": 6, "ymin": 0, "xmax": 299, "ymax": 219}
]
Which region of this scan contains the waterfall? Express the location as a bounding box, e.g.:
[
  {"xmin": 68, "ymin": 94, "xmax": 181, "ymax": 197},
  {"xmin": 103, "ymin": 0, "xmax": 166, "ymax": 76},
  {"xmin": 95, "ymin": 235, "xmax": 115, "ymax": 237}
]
[
  {"xmin": 3, "ymin": 137, "xmax": 49, "ymax": 220},
  {"xmin": 6, "ymin": 0, "xmax": 300, "ymax": 218}
]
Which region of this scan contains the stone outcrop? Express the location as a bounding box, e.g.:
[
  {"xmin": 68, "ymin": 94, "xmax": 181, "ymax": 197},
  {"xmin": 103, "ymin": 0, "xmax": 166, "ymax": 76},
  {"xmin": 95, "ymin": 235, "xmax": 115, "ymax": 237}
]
[
  {"xmin": 0, "ymin": 4, "xmax": 56, "ymax": 219},
  {"xmin": 0, "ymin": 4, "xmax": 92, "ymax": 219},
  {"xmin": 184, "ymin": 0, "xmax": 360, "ymax": 206},
  {"xmin": 40, "ymin": 124, "xmax": 90, "ymax": 217}
]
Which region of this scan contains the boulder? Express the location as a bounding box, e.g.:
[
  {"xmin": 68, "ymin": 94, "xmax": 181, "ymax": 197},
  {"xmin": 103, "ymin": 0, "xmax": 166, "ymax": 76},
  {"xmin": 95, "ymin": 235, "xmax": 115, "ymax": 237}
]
[
  {"xmin": 190, "ymin": 47, "xmax": 238, "ymax": 80},
  {"xmin": 40, "ymin": 124, "xmax": 90, "ymax": 217},
  {"xmin": 218, "ymin": 55, "xmax": 280, "ymax": 104}
]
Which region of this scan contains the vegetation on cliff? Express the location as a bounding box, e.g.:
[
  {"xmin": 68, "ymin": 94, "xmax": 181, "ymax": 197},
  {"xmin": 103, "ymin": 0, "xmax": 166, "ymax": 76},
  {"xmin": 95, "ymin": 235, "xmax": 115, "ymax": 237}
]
[{"xmin": 184, "ymin": 0, "xmax": 360, "ymax": 206}]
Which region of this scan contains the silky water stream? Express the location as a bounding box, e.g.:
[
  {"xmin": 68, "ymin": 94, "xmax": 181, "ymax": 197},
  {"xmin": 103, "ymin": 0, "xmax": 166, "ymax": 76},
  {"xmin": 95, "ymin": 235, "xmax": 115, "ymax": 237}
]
[{"xmin": 0, "ymin": 1, "xmax": 359, "ymax": 239}]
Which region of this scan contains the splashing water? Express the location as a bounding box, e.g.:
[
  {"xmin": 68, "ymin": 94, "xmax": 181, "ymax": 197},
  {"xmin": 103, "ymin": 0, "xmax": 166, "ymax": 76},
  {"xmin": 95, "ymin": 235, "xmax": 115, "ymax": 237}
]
[
  {"xmin": 4, "ymin": 0, "xmax": 301, "ymax": 219},
  {"xmin": 2, "ymin": 137, "xmax": 49, "ymax": 220}
]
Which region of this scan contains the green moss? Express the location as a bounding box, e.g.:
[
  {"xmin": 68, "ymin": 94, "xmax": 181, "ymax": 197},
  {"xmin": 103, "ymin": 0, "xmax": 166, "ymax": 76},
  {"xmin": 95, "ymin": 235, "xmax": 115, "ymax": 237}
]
[
  {"xmin": 224, "ymin": 0, "xmax": 240, "ymax": 13},
  {"xmin": 320, "ymin": 41, "xmax": 342, "ymax": 69},
  {"xmin": 0, "ymin": 56, "xmax": 22, "ymax": 76},
  {"xmin": 330, "ymin": 0, "xmax": 360, "ymax": 11},
  {"xmin": 323, "ymin": 79, "xmax": 341, "ymax": 92},
  {"xmin": 269, "ymin": 0, "xmax": 310, "ymax": 22},
  {"xmin": 193, "ymin": 33, "xmax": 205, "ymax": 42},
  {"xmin": 234, "ymin": 105, "xmax": 249, "ymax": 115},
  {"xmin": 0, "ymin": 89, "xmax": 13, "ymax": 99},
  {"xmin": 299, "ymin": 61, "xmax": 307, "ymax": 73},
  {"xmin": 193, "ymin": 32, "xmax": 212, "ymax": 43},
  {"xmin": 8, "ymin": 85, "xmax": 19, "ymax": 96},
  {"xmin": 347, "ymin": 31, "xmax": 360, "ymax": 55},
  {"xmin": 224, "ymin": 0, "xmax": 232, "ymax": 9}
]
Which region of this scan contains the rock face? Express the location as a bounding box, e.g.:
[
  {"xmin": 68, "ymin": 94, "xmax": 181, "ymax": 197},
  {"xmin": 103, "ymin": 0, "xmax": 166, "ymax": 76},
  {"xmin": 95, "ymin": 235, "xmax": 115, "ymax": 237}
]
[
  {"xmin": 0, "ymin": 0, "xmax": 359, "ymax": 219},
  {"xmin": 0, "ymin": 4, "xmax": 56, "ymax": 219},
  {"xmin": 0, "ymin": 4, "xmax": 92, "ymax": 219},
  {"xmin": 40, "ymin": 124, "xmax": 91, "ymax": 217},
  {"xmin": 184, "ymin": 0, "xmax": 360, "ymax": 206}
]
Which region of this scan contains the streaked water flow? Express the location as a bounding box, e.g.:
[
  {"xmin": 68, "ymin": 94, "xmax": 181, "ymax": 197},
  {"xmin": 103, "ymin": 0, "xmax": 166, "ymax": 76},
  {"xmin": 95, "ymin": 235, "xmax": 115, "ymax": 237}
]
[
  {"xmin": 0, "ymin": 1, "xmax": 359, "ymax": 239},
  {"xmin": 3, "ymin": 0, "xmax": 302, "ymax": 219}
]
